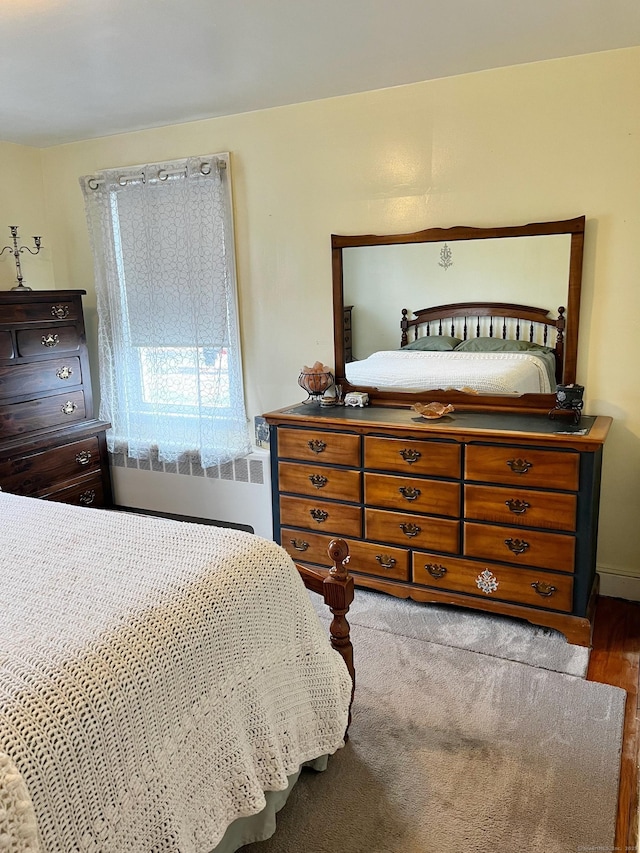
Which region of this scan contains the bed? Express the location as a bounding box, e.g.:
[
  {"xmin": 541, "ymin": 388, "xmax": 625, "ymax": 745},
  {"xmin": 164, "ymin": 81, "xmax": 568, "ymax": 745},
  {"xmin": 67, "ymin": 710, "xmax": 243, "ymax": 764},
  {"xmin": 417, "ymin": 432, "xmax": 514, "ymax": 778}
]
[
  {"xmin": 345, "ymin": 301, "xmax": 564, "ymax": 395},
  {"xmin": 0, "ymin": 492, "xmax": 354, "ymax": 853}
]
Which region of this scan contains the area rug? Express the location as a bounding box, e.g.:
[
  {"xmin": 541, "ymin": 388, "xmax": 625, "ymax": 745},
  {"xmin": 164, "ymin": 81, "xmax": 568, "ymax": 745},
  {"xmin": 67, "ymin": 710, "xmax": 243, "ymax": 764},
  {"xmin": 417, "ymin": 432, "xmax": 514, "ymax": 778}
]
[
  {"xmin": 245, "ymin": 619, "xmax": 625, "ymax": 853},
  {"xmin": 311, "ymin": 587, "xmax": 591, "ymax": 676}
]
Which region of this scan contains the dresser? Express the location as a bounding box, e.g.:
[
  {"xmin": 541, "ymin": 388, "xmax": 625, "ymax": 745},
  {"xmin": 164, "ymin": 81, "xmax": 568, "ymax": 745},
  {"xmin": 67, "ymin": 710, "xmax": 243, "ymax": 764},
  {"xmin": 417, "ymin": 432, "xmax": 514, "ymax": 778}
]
[
  {"xmin": 264, "ymin": 404, "xmax": 612, "ymax": 646},
  {"xmin": 0, "ymin": 290, "xmax": 113, "ymax": 507}
]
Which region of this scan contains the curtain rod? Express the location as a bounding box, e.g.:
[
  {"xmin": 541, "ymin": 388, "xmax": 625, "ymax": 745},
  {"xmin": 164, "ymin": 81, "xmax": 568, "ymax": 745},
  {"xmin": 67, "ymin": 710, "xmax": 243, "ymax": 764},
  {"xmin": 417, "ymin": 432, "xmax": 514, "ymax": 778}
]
[{"xmin": 86, "ymin": 155, "xmax": 227, "ymax": 191}]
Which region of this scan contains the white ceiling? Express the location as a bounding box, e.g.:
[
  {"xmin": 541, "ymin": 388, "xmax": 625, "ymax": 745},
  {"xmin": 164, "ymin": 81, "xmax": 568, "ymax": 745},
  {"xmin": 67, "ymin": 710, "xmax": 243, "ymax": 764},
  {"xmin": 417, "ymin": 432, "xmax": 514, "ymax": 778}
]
[{"xmin": 2, "ymin": 0, "xmax": 640, "ymax": 148}]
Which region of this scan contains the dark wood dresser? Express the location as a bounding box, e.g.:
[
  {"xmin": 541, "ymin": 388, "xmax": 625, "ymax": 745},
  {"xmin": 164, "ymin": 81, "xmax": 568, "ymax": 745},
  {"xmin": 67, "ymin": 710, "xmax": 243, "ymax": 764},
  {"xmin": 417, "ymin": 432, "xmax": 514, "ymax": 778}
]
[
  {"xmin": 264, "ymin": 403, "xmax": 612, "ymax": 646},
  {"xmin": 0, "ymin": 290, "xmax": 113, "ymax": 507}
]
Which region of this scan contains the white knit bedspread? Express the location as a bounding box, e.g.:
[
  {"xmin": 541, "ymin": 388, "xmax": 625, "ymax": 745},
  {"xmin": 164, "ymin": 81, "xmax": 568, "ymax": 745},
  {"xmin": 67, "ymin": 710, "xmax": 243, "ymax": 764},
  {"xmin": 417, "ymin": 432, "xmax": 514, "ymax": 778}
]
[
  {"xmin": 345, "ymin": 350, "xmax": 554, "ymax": 394},
  {"xmin": 0, "ymin": 493, "xmax": 351, "ymax": 853}
]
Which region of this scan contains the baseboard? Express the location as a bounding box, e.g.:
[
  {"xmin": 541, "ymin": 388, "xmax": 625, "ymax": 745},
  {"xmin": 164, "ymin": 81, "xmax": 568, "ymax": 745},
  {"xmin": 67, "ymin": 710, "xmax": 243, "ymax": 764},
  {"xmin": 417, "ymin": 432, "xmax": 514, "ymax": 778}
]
[{"xmin": 598, "ymin": 570, "xmax": 640, "ymax": 602}]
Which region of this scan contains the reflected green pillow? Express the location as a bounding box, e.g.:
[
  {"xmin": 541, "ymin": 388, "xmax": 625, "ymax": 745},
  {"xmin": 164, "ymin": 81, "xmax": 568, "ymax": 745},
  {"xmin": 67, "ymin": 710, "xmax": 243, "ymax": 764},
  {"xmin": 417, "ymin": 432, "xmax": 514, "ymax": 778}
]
[
  {"xmin": 401, "ymin": 335, "xmax": 462, "ymax": 352},
  {"xmin": 454, "ymin": 337, "xmax": 554, "ymax": 354}
]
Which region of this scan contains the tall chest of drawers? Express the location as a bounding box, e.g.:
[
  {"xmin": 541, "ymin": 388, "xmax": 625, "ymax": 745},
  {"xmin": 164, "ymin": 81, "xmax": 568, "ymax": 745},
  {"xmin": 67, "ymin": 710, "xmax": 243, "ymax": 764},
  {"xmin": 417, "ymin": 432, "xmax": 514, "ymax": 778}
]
[
  {"xmin": 0, "ymin": 290, "xmax": 113, "ymax": 508},
  {"xmin": 264, "ymin": 404, "xmax": 612, "ymax": 646}
]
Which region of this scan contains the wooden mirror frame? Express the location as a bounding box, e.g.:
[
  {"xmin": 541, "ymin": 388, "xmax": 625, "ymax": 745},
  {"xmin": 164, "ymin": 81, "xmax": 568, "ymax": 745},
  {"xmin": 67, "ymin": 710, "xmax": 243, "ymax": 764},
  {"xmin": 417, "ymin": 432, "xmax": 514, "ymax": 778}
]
[{"xmin": 331, "ymin": 216, "xmax": 585, "ymax": 414}]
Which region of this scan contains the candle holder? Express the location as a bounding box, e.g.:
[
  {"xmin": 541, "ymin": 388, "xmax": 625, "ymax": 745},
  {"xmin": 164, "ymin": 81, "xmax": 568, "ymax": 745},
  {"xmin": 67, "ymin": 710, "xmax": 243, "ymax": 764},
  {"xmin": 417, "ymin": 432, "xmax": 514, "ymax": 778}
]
[{"xmin": 0, "ymin": 226, "xmax": 43, "ymax": 292}]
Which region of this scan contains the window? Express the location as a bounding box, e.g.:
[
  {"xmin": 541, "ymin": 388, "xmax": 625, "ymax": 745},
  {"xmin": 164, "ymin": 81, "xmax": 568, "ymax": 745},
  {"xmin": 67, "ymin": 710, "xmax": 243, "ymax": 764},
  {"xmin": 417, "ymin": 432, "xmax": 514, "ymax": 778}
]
[{"xmin": 81, "ymin": 154, "xmax": 250, "ymax": 469}]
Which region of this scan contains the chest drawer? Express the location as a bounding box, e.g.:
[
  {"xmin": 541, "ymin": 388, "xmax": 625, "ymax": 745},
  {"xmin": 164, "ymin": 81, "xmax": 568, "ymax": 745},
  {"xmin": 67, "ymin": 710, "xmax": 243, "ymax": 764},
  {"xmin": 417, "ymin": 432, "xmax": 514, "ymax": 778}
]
[
  {"xmin": 464, "ymin": 521, "xmax": 575, "ymax": 573},
  {"xmin": 280, "ymin": 495, "xmax": 362, "ymax": 537},
  {"xmin": 365, "ymin": 436, "xmax": 460, "ymax": 478},
  {"xmin": 1, "ymin": 299, "xmax": 81, "ymax": 325},
  {"xmin": 465, "ymin": 444, "xmax": 579, "ymax": 490},
  {"xmin": 0, "ymin": 436, "xmax": 101, "ymax": 496},
  {"xmin": 365, "ymin": 472, "xmax": 460, "ymax": 517},
  {"xmin": 278, "ymin": 428, "xmax": 360, "ymax": 466},
  {"xmin": 0, "ymin": 331, "xmax": 13, "ymax": 359},
  {"xmin": 464, "ymin": 484, "xmax": 577, "ymax": 532},
  {"xmin": 412, "ymin": 551, "xmax": 573, "ymax": 612},
  {"xmin": 0, "ymin": 357, "xmax": 82, "ymax": 398},
  {"xmin": 43, "ymin": 472, "xmax": 106, "ymax": 508},
  {"xmin": 16, "ymin": 326, "xmax": 81, "ymax": 358},
  {"xmin": 0, "ymin": 390, "xmax": 86, "ymax": 438},
  {"xmin": 366, "ymin": 508, "xmax": 459, "ymax": 553},
  {"xmin": 278, "ymin": 461, "xmax": 361, "ymax": 502}
]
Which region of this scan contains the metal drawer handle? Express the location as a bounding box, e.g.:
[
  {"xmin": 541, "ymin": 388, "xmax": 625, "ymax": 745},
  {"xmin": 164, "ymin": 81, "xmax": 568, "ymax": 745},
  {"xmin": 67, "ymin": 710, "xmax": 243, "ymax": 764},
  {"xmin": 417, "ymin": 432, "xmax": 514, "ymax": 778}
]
[
  {"xmin": 290, "ymin": 538, "xmax": 309, "ymax": 552},
  {"xmin": 505, "ymin": 537, "xmax": 529, "ymax": 555},
  {"xmin": 531, "ymin": 581, "xmax": 557, "ymax": 598},
  {"xmin": 425, "ymin": 563, "xmax": 447, "ymax": 579},
  {"xmin": 41, "ymin": 333, "xmax": 59, "ymax": 348},
  {"xmin": 56, "ymin": 366, "xmax": 73, "ymax": 380},
  {"xmin": 400, "ymin": 522, "xmax": 421, "ymax": 538},
  {"xmin": 505, "ymin": 498, "xmax": 530, "ymax": 515},
  {"xmin": 309, "ymin": 474, "xmax": 328, "ymax": 489},
  {"xmin": 399, "ymin": 448, "xmax": 421, "ymax": 465},
  {"xmin": 399, "ymin": 486, "xmax": 421, "ymax": 501},
  {"xmin": 310, "ymin": 508, "xmax": 329, "ymax": 523},
  {"xmin": 78, "ymin": 489, "xmax": 96, "ymax": 506},
  {"xmin": 507, "ymin": 458, "xmax": 532, "ymax": 475},
  {"xmin": 61, "ymin": 401, "xmax": 77, "ymax": 415},
  {"xmin": 51, "ymin": 304, "xmax": 69, "ymax": 319},
  {"xmin": 307, "ymin": 439, "xmax": 327, "ymax": 454},
  {"xmin": 75, "ymin": 450, "xmax": 92, "ymax": 466},
  {"xmin": 375, "ymin": 554, "xmax": 397, "ymax": 569}
]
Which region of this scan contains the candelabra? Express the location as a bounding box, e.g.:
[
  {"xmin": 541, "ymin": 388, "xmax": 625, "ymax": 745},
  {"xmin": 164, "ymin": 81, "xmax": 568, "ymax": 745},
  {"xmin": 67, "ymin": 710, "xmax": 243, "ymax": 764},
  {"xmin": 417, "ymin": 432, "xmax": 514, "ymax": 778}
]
[{"xmin": 0, "ymin": 226, "xmax": 43, "ymax": 292}]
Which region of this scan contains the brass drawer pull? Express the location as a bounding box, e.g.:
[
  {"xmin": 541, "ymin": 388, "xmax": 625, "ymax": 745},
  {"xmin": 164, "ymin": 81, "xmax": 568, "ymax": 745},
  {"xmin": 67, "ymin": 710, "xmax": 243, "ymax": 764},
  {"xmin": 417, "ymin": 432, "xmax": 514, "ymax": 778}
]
[
  {"xmin": 78, "ymin": 489, "xmax": 96, "ymax": 506},
  {"xmin": 400, "ymin": 522, "xmax": 421, "ymax": 538},
  {"xmin": 56, "ymin": 366, "xmax": 73, "ymax": 380},
  {"xmin": 531, "ymin": 581, "xmax": 557, "ymax": 598},
  {"xmin": 505, "ymin": 537, "xmax": 529, "ymax": 555},
  {"xmin": 399, "ymin": 486, "xmax": 421, "ymax": 501},
  {"xmin": 41, "ymin": 333, "xmax": 59, "ymax": 348},
  {"xmin": 310, "ymin": 508, "xmax": 329, "ymax": 523},
  {"xmin": 307, "ymin": 439, "xmax": 327, "ymax": 454},
  {"xmin": 75, "ymin": 450, "xmax": 92, "ymax": 466},
  {"xmin": 309, "ymin": 474, "xmax": 328, "ymax": 489},
  {"xmin": 505, "ymin": 498, "xmax": 530, "ymax": 515},
  {"xmin": 290, "ymin": 538, "xmax": 309, "ymax": 552},
  {"xmin": 51, "ymin": 304, "xmax": 69, "ymax": 319},
  {"xmin": 507, "ymin": 458, "xmax": 532, "ymax": 475},
  {"xmin": 425, "ymin": 563, "xmax": 447, "ymax": 579},
  {"xmin": 399, "ymin": 448, "xmax": 421, "ymax": 465},
  {"xmin": 61, "ymin": 401, "xmax": 77, "ymax": 415},
  {"xmin": 375, "ymin": 554, "xmax": 397, "ymax": 569}
]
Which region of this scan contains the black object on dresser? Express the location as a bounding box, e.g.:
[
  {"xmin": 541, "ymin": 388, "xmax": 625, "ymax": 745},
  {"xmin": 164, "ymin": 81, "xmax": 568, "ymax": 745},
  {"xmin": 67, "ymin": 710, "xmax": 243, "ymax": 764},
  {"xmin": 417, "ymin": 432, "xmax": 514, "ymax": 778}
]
[
  {"xmin": 264, "ymin": 403, "xmax": 612, "ymax": 646},
  {"xmin": 0, "ymin": 290, "xmax": 113, "ymax": 508}
]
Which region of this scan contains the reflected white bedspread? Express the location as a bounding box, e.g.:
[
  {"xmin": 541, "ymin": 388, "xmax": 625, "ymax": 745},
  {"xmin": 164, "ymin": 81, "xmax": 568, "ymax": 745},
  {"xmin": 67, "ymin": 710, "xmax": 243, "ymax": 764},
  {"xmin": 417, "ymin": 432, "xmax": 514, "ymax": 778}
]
[
  {"xmin": 0, "ymin": 494, "xmax": 351, "ymax": 853},
  {"xmin": 345, "ymin": 350, "xmax": 554, "ymax": 394}
]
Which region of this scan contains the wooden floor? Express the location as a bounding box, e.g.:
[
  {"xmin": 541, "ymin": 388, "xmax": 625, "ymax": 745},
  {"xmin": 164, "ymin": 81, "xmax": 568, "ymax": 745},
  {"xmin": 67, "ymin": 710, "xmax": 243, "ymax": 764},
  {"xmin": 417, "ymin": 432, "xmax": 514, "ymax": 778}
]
[{"xmin": 587, "ymin": 595, "xmax": 640, "ymax": 851}]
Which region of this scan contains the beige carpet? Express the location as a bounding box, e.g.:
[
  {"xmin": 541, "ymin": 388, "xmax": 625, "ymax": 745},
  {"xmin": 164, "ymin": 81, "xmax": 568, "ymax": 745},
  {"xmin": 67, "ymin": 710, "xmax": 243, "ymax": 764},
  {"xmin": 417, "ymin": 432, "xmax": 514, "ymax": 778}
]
[{"xmin": 245, "ymin": 613, "xmax": 624, "ymax": 853}]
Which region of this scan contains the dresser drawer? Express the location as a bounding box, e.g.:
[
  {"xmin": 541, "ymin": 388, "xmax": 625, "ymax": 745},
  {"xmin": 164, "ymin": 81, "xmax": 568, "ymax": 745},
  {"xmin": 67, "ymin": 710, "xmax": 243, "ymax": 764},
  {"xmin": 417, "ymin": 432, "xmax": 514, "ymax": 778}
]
[
  {"xmin": 0, "ymin": 357, "xmax": 82, "ymax": 398},
  {"xmin": 0, "ymin": 436, "xmax": 101, "ymax": 496},
  {"xmin": 16, "ymin": 326, "xmax": 81, "ymax": 358},
  {"xmin": 366, "ymin": 508, "xmax": 459, "ymax": 553},
  {"xmin": 365, "ymin": 472, "xmax": 460, "ymax": 517},
  {"xmin": 465, "ymin": 444, "xmax": 579, "ymax": 491},
  {"xmin": 412, "ymin": 551, "xmax": 573, "ymax": 612},
  {"xmin": 278, "ymin": 428, "xmax": 360, "ymax": 466},
  {"xmin": 365, "ymin": 436, "xmax": 460, "ymax": 478},
  {"xmin": 464, "ymin": 521, "xmax": 575, "ymax": 573},
  {"xmin": 280, "ymin": 495, "xmax": 362, "ymax": 537},
  {"xmin": 279, "ymin": 461, "xmax": 361, "ymax": 502},
  {"xmin": 465, "ymin": 484, "xmax": 577, "ymax": 532},
  {"xmin": 1, "ymin": 299, "xmax": 81, "ymax": 325},
  {"xmin": 43, "ymin": 473, "xmax": 106, "ymax": 508},
  {"xmin": 0, "ymin": 390, "xmax": 86, "ymax": 438},
  {"xmin": 0, "ymin": 331, "xmax": 13, "ymax": 359}
]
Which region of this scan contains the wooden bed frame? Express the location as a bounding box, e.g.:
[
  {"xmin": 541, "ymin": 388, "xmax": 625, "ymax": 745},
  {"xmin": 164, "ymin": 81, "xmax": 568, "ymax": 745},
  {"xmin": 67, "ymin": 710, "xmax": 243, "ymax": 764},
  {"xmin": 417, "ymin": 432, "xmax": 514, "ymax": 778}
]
[
  {"xmin": 298, "ymin": 538, "xmax": 355, "ymax": 726},
  {"xmin": 400, "ymin": 300, "xmax": 566, "ymax": 384}
]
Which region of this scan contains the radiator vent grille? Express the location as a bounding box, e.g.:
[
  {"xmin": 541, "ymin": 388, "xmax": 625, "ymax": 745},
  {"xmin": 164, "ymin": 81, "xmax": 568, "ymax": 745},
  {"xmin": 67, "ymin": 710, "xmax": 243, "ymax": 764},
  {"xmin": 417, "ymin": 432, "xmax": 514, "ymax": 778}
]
[{"xmin": 110, "ymin": 451, "xmax": 266, "ymax": 484}]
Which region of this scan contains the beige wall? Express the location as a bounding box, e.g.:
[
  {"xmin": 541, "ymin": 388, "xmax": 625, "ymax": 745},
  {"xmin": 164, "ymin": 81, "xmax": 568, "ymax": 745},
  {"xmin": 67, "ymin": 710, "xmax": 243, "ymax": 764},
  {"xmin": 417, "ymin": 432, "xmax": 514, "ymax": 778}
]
[{"xmin": 4, "ymin": 46, "xmax": 640, "ymax": 579}]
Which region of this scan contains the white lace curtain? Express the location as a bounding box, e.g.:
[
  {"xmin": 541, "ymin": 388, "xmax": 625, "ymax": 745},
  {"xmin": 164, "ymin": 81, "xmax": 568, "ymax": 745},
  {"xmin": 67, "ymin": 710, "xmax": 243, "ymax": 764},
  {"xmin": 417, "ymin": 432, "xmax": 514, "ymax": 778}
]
[{"xmin": 80, "ymin": 154, "xmax": 251, "ymax": 469}]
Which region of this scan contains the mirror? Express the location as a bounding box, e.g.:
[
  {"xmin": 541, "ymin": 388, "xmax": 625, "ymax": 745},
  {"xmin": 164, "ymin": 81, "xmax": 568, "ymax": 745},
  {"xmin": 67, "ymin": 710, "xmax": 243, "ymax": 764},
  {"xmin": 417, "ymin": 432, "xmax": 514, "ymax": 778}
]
[{"xmin": 331, "ymin": 217, "xmax": 585, "ymax": 413}]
